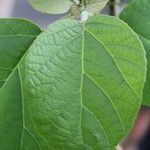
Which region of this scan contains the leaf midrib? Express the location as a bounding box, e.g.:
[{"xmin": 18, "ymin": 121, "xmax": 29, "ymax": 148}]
[
  {"xmin": 78, "ymin": 22, "xmax": 146, "ymax": 147},
  {"xmin": 79, "ymin": 22, "xmax": 84, "ymax": 145},
  {"xmin": 79, "ymin": 23, "xmax": 111, "ymax": 148},
  {"xmin": 79, "ymin": 23, "xmax": 126, "ymax": 148}
]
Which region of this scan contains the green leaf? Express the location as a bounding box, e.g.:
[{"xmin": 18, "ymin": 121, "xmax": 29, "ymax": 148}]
[
  {"xmin": 25, "ymin": 15, "xmax": 146, "ymax": 149},
  {"xmin": 27, "ymin": 0, "xmax": 73, "ymax": 14},
  {"xmin": 0, "ymin": 18, "xmax": 43, "ymax": 149},
  {"xmin": 120, "ymin": 0, "xmax": 150, "ymax": 106},
  {"xmin": 84, "ymin": 0, "xmax": 109, "ymax": 13},
  {"xmin": 28, "ymin": 0, "xmax": 108, "ymax": 15},
  {"xmin": 69, "ymin": 0, "xmax": 108, "ymax": 16}
]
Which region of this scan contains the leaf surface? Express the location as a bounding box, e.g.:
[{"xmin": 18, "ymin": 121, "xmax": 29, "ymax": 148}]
[
  {"xmin": 25, "ymin": 15, "xmax": 146, "ymax": 149},
  {"xmin": 27, "ymin": 0, "xmax": 108, "ymax": 15},
  {"xmin": 27, "ymin": 0, "xmax": 73, "ymax": 14},
  {"xmin": 120, "ymin": 0, "xmax": 150, "ymax": 106},
  {"xmin": 84, "ymin": 0, "xmax": 109, "ymax": 13},
  {"xmin": 0, "ymin": 19, "xmax": 44, "ymax": 150}
]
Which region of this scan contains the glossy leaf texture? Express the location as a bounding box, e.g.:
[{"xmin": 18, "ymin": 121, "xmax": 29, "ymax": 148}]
[
  {"xmin": 120, "ymin": 0, "xmax": 150, "ymax": 106},
  {"xmin": 27, "ymin": 0, "xmax": 108, "ymax": 15},
  {"xmin": 0, "ymin": 19, "xmax": 44, "ymax": 149},
  {"xmin": 24, "ymin": 15, "xmax": 146, "ymax": 149}
]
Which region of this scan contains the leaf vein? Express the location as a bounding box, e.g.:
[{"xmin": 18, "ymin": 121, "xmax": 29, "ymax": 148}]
[{"xmin": 85, "ymin": 29, "xmax": 141, "ymax": 99}]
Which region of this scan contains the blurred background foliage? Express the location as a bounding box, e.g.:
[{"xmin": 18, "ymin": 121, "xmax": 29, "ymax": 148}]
[{"xmin": 0, "ymin": 0, "xmax": 127, "ymax": 27}]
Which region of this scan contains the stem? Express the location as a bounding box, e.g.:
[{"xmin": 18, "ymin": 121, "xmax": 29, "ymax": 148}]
[
  {"xmin": 81, "ymin": 11, "xmax": 89, "ymax": 22},
  {"xmin": 109, "ymin": 0, "xmax": 116, "ymax": 16},
  {"xmin": 71, "ymin": 0, "xmax": 88, "ymax": 21}
]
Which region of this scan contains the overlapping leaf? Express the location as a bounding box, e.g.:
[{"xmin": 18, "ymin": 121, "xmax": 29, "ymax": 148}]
[
  {"xmin": 27, "ymin": 0, "xmax": 73, "ymax": 14},
  {"xmin": 84, "ymin": 0, "xmax": 109, "ymax": 13},
  {"xmin": 0, "ymin": 19, "xmax": 45, "ymax": 149},
  {"xmin": 27, "ymin": 0, "xmax": 108, "ymax": 15},
  {"xmin": 120, "ymin": 0, "xmax": 150, "ymax": 106},
  {"xmin": 24, "ymin": 15, "xmax": 146, "ymax": 149}
]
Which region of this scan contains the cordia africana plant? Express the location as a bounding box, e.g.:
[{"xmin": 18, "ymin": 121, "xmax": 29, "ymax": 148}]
[{"xmin": 0, "ymin": 0, "xmax": 149, "ymax": 149}]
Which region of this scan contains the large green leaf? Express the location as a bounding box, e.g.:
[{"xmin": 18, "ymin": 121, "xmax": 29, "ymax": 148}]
[
  {"xmin": 24, "ymin": 15, "xmax": 146, "ymax": 149},
  {"xmin": 120, "ymin": 0, "xmax": 150, "ymax": 106},
  {"xmin": 0, "ymin": 19, "xmax": 44, "ymax": 149}
]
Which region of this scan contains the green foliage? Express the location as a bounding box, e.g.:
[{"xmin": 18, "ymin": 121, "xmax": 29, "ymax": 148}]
[
  {"xmin": 27, "ymin": 0, "xmax": 109, "ymax": 15},
  {"xmin": 83, "ymin": 0, "xmax": 109, "ymax": 13},
  {"xmin": 0, "ymin": 18, "xmax": 42, "ymax": 149},
  {"xmin": 27, "ymin": 0, "xmax": 73, "ymax": 14},
  {"xmin": 0, "ymin": 0, "xmax": 149, "ymax": 149},
  {"xmin": 120, "ymin": 0, "xmax": 150, "ymax": 106},
  {"xmin": 24, "ymin": 15, "xmax": 146, "ymax": 149}
]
